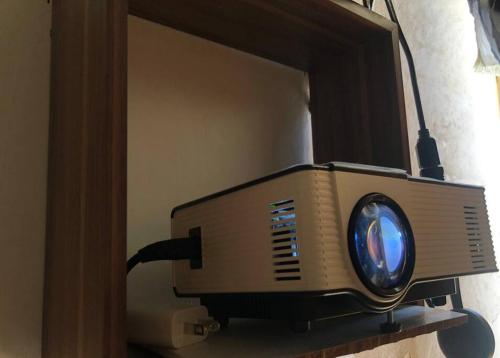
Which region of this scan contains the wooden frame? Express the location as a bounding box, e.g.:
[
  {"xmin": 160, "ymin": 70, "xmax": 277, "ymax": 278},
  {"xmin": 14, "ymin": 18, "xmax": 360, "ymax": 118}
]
[
  {"xmin": 43, "ymin": 0, "xmax": 127, "ymax": 356},
  {"xmin": 129, "ymin": 0, "xmax": 411, "ymax": 169},
  {"xmin": 43, "ymin": 0, "xmax": 410, "ymax": 356}
]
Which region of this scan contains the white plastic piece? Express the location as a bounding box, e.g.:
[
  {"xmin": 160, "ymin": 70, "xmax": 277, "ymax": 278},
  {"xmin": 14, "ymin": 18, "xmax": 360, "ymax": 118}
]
[{"xmin": 127, "ymin": 305, "xmax": 209, "ymax": 349}]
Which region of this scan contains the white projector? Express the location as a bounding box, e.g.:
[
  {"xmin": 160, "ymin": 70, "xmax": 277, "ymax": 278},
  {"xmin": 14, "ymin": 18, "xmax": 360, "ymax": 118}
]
[{"xmin": 171, "ymin": 162, "xmax": 497, "ymax": 327}]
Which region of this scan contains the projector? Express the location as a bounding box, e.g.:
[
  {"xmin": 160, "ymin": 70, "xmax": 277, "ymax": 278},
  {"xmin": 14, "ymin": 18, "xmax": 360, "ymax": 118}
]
[{"xmin": 171, "ymin": 162, "xmax": 497, "ymax": 328}]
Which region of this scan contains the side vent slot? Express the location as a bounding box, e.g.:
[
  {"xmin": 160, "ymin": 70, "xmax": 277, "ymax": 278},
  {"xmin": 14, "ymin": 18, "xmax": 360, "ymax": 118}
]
[
  {"xmin": 464, "ymin": 206, "xmax": 486, "ymax": 270},
  {"xmin": 269, "ymin": 199, "xmax": 301, "ymax": 281}
]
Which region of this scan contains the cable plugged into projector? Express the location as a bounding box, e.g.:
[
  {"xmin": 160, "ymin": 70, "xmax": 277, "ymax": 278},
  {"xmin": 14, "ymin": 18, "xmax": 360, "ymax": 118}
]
[
  {"xmin": 127, "ymin": 233, "xmax": 213, "ymax": 351},
  {"xmin": 366, "ymin": 1, "xmax": 445, "ymax": 182},
  {"xmin": 416, "ymin": 128, "xmax": 445, "ymax": 181},
  {"xmin": 127, "ymin": 235, "xmax": 201, "ymax": 273}
]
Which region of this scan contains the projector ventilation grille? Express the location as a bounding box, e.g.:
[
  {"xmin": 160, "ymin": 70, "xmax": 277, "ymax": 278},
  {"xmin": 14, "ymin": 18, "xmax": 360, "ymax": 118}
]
[
  {"xmin": 465, "ymin": 205, "xmax": 486, "ymax": 270},
  {"xmin": 269, "ymin": 199, "xmax": 301, "ymax": 281}
]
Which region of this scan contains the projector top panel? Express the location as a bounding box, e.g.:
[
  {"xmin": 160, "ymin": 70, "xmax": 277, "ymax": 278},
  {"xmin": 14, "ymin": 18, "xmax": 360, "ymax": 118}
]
[{"xmin": 171, "ymin": 162, "xmax": 483, "ymax": 217}]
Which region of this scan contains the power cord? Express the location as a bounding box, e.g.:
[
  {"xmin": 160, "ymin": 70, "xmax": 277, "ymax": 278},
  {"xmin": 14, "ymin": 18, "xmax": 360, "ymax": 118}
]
[
  {"xmin": 363, "ymin": 0, "xmax": 445, "ymax": 181},
  {"xmin": 127, "ymin": 236, "xmax": 201, "ymax": 273},
  {"xmin": 127, "ymin": 236, "xmax": 217, "ymax": 350}
]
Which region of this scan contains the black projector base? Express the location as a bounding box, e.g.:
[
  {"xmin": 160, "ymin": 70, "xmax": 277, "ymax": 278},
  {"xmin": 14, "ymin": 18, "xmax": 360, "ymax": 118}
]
[{"xmin": 198, "ymin": 279, "xmax": 456, "ymax": 332}]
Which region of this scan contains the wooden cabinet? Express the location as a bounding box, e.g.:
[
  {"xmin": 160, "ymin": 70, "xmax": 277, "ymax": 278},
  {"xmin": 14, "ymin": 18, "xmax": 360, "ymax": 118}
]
[{"xmin": 43, "ymin": 1, "xmax": 412, "ymax": 356}]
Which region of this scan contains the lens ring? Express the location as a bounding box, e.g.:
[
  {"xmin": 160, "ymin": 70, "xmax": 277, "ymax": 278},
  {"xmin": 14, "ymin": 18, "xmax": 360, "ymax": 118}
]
[{"xmin": 348, "ymin": 193, "xmax": 415, "ymax": 297}]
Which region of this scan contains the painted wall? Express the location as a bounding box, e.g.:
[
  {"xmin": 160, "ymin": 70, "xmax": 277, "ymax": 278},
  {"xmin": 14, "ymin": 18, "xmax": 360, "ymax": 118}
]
[
  {"xmin": 0, "ymin": 2, "xmax": 51, "ymax": 357},
  {"xmin": 127, "ymin": 15, "xmax": 312, "ymax": 309}
]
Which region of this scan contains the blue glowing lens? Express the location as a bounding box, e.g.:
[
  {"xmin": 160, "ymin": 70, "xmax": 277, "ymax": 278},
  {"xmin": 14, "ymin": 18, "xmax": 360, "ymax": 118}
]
[{"xmin": 352, "ymin": 201, "xmax": 409, "ymax": 291}]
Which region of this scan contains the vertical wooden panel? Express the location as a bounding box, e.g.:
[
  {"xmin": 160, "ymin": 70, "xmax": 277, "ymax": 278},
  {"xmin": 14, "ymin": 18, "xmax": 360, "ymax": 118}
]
[
  {"xmin": 362, "ymin": 31, "xmax": 411, "ymax": 171},
  {"xmin": 309, "ymin": 49, "xmax": 374, "ymax": 165},
  {"xmin": 309, "ymin": 30, "xmax": 411, "ymax": 171},
  {"xmin": 42, "ymin": 0, "xmax": 127, "ymax": 356}
]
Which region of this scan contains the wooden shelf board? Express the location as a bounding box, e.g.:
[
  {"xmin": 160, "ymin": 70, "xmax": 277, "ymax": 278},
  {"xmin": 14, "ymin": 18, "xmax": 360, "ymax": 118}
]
[
  {"xmin": 129, "ymin": 0, "xmax": 396, "ymax": 71},
  {"xmin": 129, "ymin": 306, "xmax": 467, "ymax": 358},
  {"xmin": 128, "ymin": 0, "xmax": 411, "ymax": 170}
]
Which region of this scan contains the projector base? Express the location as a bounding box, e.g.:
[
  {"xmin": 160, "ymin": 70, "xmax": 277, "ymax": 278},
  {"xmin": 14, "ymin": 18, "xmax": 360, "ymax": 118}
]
[
  {"xmin": 195, "ymin": 279, "xmax": 457, "ymax": 331},
  {"xmin": 379, "ymin": 310, "xmax": 402, "ymax": 333}
]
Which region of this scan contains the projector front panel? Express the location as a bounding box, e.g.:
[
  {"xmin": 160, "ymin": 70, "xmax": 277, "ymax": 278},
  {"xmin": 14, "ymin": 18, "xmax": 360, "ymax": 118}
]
[
  {"xmin": 328, "ymin": 170, "xmax": 497, "ymax": 305},
  {"xmin": 330, "ymin": 171, "xmax": 411, "ymax": 304}
]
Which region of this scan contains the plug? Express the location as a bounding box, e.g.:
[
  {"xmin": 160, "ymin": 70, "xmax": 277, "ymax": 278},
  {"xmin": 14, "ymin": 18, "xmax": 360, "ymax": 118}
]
[
  {"xmin": 416, "ymin": 128, "xmax": 445, "ymax": 180},
  {"xmin": 127, "ymin": 305, "xmax": 220, "ymax": 349}
]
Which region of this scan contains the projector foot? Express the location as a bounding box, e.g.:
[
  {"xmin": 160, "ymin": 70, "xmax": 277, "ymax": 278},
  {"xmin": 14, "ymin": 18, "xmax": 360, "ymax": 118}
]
[
  {"xmin": 290, "ymin": 320, "xmax": 311, "ymax": 333},
  {"xmin": 379, "ymin": 310, "xmax": 402, "ymax": 333},
  {"xmin": 214, "ymin": 316, "xmax": 229, "ymax": 329},
  {"xmin": 428, "ymin": 296, "xmax": 447, "ymax": 307}
]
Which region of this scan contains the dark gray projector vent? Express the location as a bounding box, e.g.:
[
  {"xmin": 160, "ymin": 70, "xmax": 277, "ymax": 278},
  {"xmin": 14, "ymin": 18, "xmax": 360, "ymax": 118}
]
[
  {"xmin": 464, "ymin": 205, "xmax": 486, "ymax": 270},
  {"xmin": 269, "ymin": 199, "xmax": 301, "ymax": 281}
]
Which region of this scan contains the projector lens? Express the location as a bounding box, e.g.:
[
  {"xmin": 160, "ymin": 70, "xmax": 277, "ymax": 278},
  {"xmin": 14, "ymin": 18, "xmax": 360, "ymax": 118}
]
[{"xmin": 349, "ymin": 194, "xmax": 414, "ymax": 296}]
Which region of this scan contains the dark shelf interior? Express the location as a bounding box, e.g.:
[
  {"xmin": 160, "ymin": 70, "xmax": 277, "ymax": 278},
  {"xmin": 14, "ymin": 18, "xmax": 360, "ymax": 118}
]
[
  {"xmin": 129, "ymin": 0, "xmax": 411, "ymax": 171},
  {"xmin": 129, "ymin": 0, "xmax": 395, "ymax": 71}
]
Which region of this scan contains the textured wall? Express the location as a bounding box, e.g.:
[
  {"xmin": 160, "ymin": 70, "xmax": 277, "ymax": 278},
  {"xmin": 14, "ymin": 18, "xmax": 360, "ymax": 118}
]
[{"xmin": 0, "ymin": 2, "xmax": 51, "ymax": 357}]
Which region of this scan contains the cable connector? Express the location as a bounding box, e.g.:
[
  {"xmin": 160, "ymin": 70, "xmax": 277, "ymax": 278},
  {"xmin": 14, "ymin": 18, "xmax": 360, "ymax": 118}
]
[
  {"xmin": 127, "ymin": 236, "xmax": 201, "ymax": 273},
  {"xmin": 377, "ymin": 0, "xmax": 447, "ymax": 181},
  {"xmin": 189, "ymin": 319, "xmax": 221, "ymax": 336},
  {"xmin": 416, "ymin": 128, "xmax": 445, "ymax": 180}
]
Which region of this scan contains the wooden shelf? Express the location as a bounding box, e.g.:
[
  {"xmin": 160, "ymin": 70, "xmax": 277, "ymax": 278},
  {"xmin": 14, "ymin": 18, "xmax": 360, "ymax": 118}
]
[
  {"xmin": 129, "ymin": 0, "xmax": 395, "ymax": 71},
  {"xmin": 45, "ymin": 1, "xmax": 414, "ymax": 356},
  {"xmin": 128, "ymin": 306, "xmax": 467, "ymax": 358}
]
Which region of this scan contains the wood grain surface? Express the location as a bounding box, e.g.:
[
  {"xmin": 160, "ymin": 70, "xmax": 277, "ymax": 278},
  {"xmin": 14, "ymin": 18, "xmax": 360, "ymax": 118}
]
[
  {"xmin": 42, "ymin": 0, "xmax": 127, "ymax": 356},
  {"xmin": 128, "ymin": 306, "xmax": 466, "ymax": 358},
  {"xmin": 130, "ymin": 0, "xmax": 411, "ymax": 171}
]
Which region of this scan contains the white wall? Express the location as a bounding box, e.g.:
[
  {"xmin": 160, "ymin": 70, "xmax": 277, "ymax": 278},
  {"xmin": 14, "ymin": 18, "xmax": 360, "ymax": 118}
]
[
  {"xmin": 0, "ymin": 2, "xmax": 51, "ymax": 357},
  {"xmin": 127, "ymin": 16, "xmax": 312, "ymax": 309}
]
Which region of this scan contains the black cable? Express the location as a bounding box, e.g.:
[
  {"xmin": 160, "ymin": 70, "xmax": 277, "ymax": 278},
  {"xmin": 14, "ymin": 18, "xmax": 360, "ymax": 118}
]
[
  {"xmin": 383, "ymin": 0, "xmax": 427, "ymax": 132},
  {"xmin": 367, "ymin": 0, "xmax": 445, "ymax": 180},
  {"xmin": 127, "ymin": 253, "xmax": 142, "ymax": 273},
  {"xmin": 362, "ymin": 0, "xmax": 426, "ymax": 131},
  {"xmin": 362, "ymin": 1, "xmax": 444, "ymax": 179},
  {"xmin": 369, "ymin": 0, "xmax": 447, "ymax": 306},
  {"xmin": 127, "ymin": 237, "xmax": 201, "ymax": 274}
]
